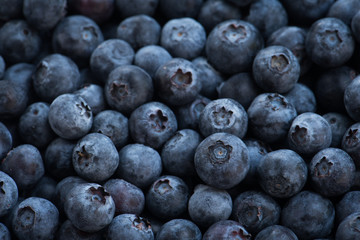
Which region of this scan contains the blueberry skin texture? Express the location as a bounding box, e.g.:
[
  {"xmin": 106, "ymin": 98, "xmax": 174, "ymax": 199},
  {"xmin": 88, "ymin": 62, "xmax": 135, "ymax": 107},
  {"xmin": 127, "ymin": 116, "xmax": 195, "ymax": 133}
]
[
  {"xmin": 336, "ymin": 212, "xmax": 360, "ymax": 240},
  {"xmin": 194, "ymin": 132, "xmax": 250, "ymax": 189},
  {"xmin": 217, "ymin": 72, "xmax": 260, "ymax": 110},
  {"xmin": 205, "ymin": 19, "xmax": 264, "ymax": 75},
  {"xmin": 344, "ymin": 75, "xmax": 360, "ymax": 121},
  {"xmin": 74, "ymin": 84, "xmax": 106, "ymax": 115},
  {"xmin": 52, "ymin": 15, "xmax": 104, "ymax": 67},
  {"xmin": 255, "ymin": 225, "xmax": 298, "ymax": 240},
  {"xmin": 309, "ymin": 148, "xmax": 355, "ymax": 197},
  {"xmin": 336, "ymin": 191, "xmax": 360, "ymax": 223},
  {"xmin": 305, "ymin": 17, "xmax": 354, "ymax": 68},
  {"xmin": 155, "ymin": 58, "xmax": 201, "ymax": 106},
  {"xmin": 156, "ymin": 219, "xmax": 202, "ymax": 240},
  {"xmin": 134, "ymin": 45, "xmax": 172, "ymax": 79},
  {"xmin": 352, "ymin": 10, "xmax": 360, "ymax": 43},
  {"xmin": 146, "ymin": 175, "xmax": 189, "ymax": 220},
  {"xmin": 116, "ymin": 0, "xmax": 158, "ymax": 18},
  {"xmin": 232, "ymin": 191, "xmax": 281, "ymax": 234},
  {"xmin": 257, "ymin": 149, "xmax": 307, "ymax": 198},
  {"xmin": 0, "ymin": 80, "xmax": 29, "ymax": 119},
  {"xmin": 0, "ymin": 55, "xmax": 5, "ymax": 79},
  {"xmin": 4, "ymin": 63, "xmax": 35, "ymax": 90},
  {"xmin": 341, "ymin": 122, "xmax": 360, "ymax": 168},
  {"xmin": 245, "ymin": 0, "xmax": 288, "ymax": 39},
  {"xmin": 327, "ymin": 0, "xmax": 360, "ymax": 25},
  {"xmin": 287, "ymin": 112, "xmax": 332, "ymax": 156},
  {"xmin": 323, "ymin": 112, "xmax": 353, "ymax": 147},
  {"xmin": 90, "ymin": 39, "xmax": 135, "ymax": 83},
  {"xmin": 197, "ymin": 0, "xmax": 242, "ymax": 33},
  {"xmin": 203, "ymin": 220, "xmax": 252, "ymax": 240},
  {"xmin": 91, "ymin": 110, "xmax": 128, "ymax": 149},
  {"xmin": 0, "ymin": 223, "xmax": 10, "ymax": 240},
  {"xmin": 18, "ymin": 102, "xmax": 55, "ymax": 149},
  {"xmin": 107, "ymin": 214, "xmax": 154, "ymax": 240},
  {"xmin": 281, "ymin": 191, "xmax": 335, "ymax": 240},
  {"xmin": 252, "ymin": 45, "xmax": 300, "ymax": 94},
  {"xmin": 158, "ymin": 0, "xmax": 203, "ymax": 20},
  {"xmin": 129, "ymin": 101, "xmax": 178, "ymax": 149},
  {"xmin": 12, "ymin": 197, "xmax": 59, "ymax": 240},
  {"xmin": 105, "ymin": 65, "xmax": 154, "ymax": 115},
  {"xmin": 161, "ymin": 18, "xmax": 206, "ymax": 60},
  {"xmin": 72, "ymin": 133, "xmax": 119, "ymax": 182},
  {"xmin": 0, "ymin": 20, "xmax": 42, "ymax": 64},
  {"xmin": 247, "ymin": 93, "xmax": 297, "ymax": 143},
  {"xmin": 284, "ymin": 83, "xmax": 317, "ymax": 114},
  {"xmin": 0, "ymin": 0, "xmax": 22, "ymax": 21},
  {"xmin": 116, "ymin": 144, "xmax": 162, "ymax": 189},
  {"xmin": 104, "ymin": 178, "xmax": 145, "ymax": 216},
  {"xmin": 57, "ymin": 220, "xmax": 104, "ymax": 240},
  {"xmin": 23, "ymin": 0, "xmax": 66, "ymax": 31},
  {"xmin": 188, "ymin": 184, "xmax": 233, "ymax": 228},
  {"xmin": 199, "ymin": 98, "xmax": 248, "ymax": 139},
  {"xmin": 68, "ymin": 0, "xmax": 115, "ymax": 24},
  {"xmin": 1, "ymin": 144, "xmax": 44, "ymax": 190},
  {"xmin": 64, "ymin": 183, "xmax": 115, "ymax": 233},
  {"xmin": 0, "ymin": 171, "xmax": 18, "ymax": 217},
  {"xmin": 117, "ymin": 14, "xmax": 161, "ymax": 51},
  {"xmin": 0, "ymin": 122, "xmax": 12, "ymax": 160},
  {"xmin": 48, "ymin": 93, "xmax": 93, "ymax": 140},
  {"xmin": 161, "ymin": 129, "xmax": 201, "ymax": 177}
]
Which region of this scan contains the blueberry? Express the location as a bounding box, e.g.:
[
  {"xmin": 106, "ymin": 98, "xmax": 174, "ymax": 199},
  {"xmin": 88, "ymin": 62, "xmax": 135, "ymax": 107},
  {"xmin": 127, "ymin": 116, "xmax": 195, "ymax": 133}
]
[
  {"xmin": 281, "ymin": 191, "xmax": 335, "ymax": 240},
  {"xmin": 12, "ymin": 197, "xmax": 59, "ymax": 240},
  {"xmin": 161, "ymin": 129, "xmax": 202, "ymax": 177},
  {"xmin": 0, "ymin": 55, "xmax": 5, "ymax": 79},
  {"xmin": 247, "ymin": 93, "xmax": 297, "ymax": 143},
  {"xmin": 155, "ymin": 58, "xmax": 201, "ymax": 106},
  {"xmin": 74, "ymin": 84, "xmax": 106, "ymax": 115},
  {"xmin": 327, "ymin": 0, "xmax": 360, "ymax": 25},
  {"xmin": 4, "ymin": 63, "xmax": 35, "ymax": 90},
  {"xmin": 306, "ymin": 17, "xmax": 355, "ymax": 68},
  {"xmin": 255, "ymin": 225, "xmax": 298, "ymax": 240},
  {"xmin": 0, "ymin": 223, "xmax": 10, "ymax": 240},
  {"xmin": 32, "ymin": 54, "xmax": 81, "ymax": 102},
  {"xmin": 199, "ymin": 98, "xmax": 248, "ymax": 139},
  {"xmin": 205, "ymin": 19, "xmax": 264, "ymax": 75},
  {"xmin": 252, "ymin": 45, "xmax": 300, "ymax": 94},
  {"xmin": 284, "ymin": 83, "xmax": 317, "ymax": 114},
  {"xmin": 352, "ymin": 10, "xmax": 360, "ymax": 43},
  {"xmin": 344, "ymin": 75, "xmax": 360, "ymax": 121},
  {"xmin": 194, "ymin": 132, "xmax": 249, "ymax": 189},
  {"xmin": 188, "ymin": 184, "xmax": 233, "ymax": 228},
  {"xmin": 0, "ymin": 122, "xmax": 12, "ymax": 160},
  {"xmin": 0, "ymin": 20, "xmax": 42, "ymax": 64},
  {"xmin": 23, "ymin": 0, "xmax": 66, "ymax": 30},
  {"xmin": 0, "ymin": 0, "xmax": 23, "ymax": 21},
  {"xmin": 0, "ymin": 80, "xmax": 29, "ymax": 119},
  {"xmin": 64, "ymin": 182, "xmax": 115, "ymax": 233},
  {"xmin": 287, "ymin": 112, "xmax": 332, "ymax": 156},
  {"xmin": 115, "ymin": 0, "xmax": 158, "ymax": 18},
  {"xmin": 1, "ymin": 144, "xmax": 44, "ymax": 190},
  {"xmin": 91, "ymin": 110, "xmax": 128, "ymax": 149},
  {"xmin": 72, "ymin": 133, "xmax": 119, "ymax": 182},
  {"xmin": 48, "ymin": 93, "xmax": 93, "ymax": 140},
  {"xmin": 323, "ymin": 112, "xmax": 353, "ymax": 147},
  {"xmin": 57, "ymin": 219, "xmax": 104, "ymax": 240},
  {"xmin": 161, "ymin": 17, "xmax": 206, "ymax": 60},
  {"xmin": 0, "ymin": 171, "xmax": 18, "ymax": 217},
  {"xmin": 146, "ymin": 175, "xmax": 189, "ymax": 219},
  {"xmin": 68, "ymin": 0, "xmax": 115, "ymax": 24},
  {"xmin": 158, "ymin": 0, "xmax": 203, "ymax": 20},
  {"xmin": 129, "ymin": 101, "xmax": 177, "ymax": 149},
  {"xmin": 156, "ymin": 219, "xmax": 202, "ymax": 240},
  {"xmin": 30, "ymin": 176, "xmax": 57, "ymax": 202},
  {"xmin": 105, "ymin": 65, "xmax": 153, "ymax": 115},
  {"xmin": 341, "ymin": 122, "xmax": 360, "ymax": 168},
  {"xmin": 202, "ymin": 220, "xmax": 251, "ymax": 240},
  {"xmin": 335, "ymin": 212, "xmax": 360, "ymax": 240},
  {"xmin": 116, "ymin": 143, "xmax": 162, "ymax": 189},
  {"xmin": 107, "ymin": 214, "xmax": 154, "ymax": 240},
  {"xmin": 134, "ymin": 45, "xmax": 172, "ymax": 79},
  {"xmin": 117, "ymin": 14, "xmax": 161, "ymax": 51},
  {"xmin": 336, "ymin": 191, "xmax": 360, "ymax": 224},
  {"xmin": 104, "ymin": 178, "xmax": 145, "ymax": 216}
]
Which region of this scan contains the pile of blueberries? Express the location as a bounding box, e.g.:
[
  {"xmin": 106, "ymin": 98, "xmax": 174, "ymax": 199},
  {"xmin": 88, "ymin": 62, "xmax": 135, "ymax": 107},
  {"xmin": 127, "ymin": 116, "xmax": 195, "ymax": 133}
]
[{"xmin": 2, "ymin": 0, "xmax": 360, "ymax": 239}]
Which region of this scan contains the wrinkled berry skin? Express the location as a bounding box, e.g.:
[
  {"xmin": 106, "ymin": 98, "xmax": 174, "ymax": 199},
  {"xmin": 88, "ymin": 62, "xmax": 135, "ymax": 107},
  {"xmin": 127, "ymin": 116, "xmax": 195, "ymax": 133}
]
[
  {"xmin": 232, "ymin": 191, "xmax": 281, "ymax": 234},
  {"xmin": 146, "ymin": 175, "xmax": 189, "ymax": 220},
  {"xmin": 188, "ymin": 184, "xmax": 233, "ymax": 228},
  {"xmin": 306, "ymin": 17, "xmax": 354, "ymax": 68},
  {"xmin": 199, "ymin": 98, "xmax": 248, "ymax": 139},
  {"xmin": 309, "ymin": 148, "xmax": 355, "ymax": 197},
  {"xmin": 257, "ymin": 149, "xmax": 307, "ymax": 198},
  {"xmin": 0, "ymin": 171, "xmax": 18, "ymax": 217},
  {"xmin": 255, "ymin": 225, "xmax": 298, "ymax": 240},
  {"xmin": 64, "ymin": 183, "xmax": 115, "ymax": 233},
  {"xmin": 72, "ymin": 133, "xmax": 119, "ymax": 182},
  {"xmin": 284, "ymin": 83, "xmax": 316, "ymax": 114},
  {"xmin": 48, "ymin": 94, "xmax": 93, "ymax": 140},
  {"xmin": 116, "ymin": 143, "xmax": 162, "ymax": 189},
  {"xmin": 336, "ymin": 212, "xmax": 360, "ymax": 240},
  {"xmin": 288, "ymin": 112, "xmax": 332, "ymax": 156},
  {"xmin": 194, "ymin": 132, "xmax": 249, "ymax": 189},
  {"xmin": 129, "ymin": 102, "xmax": 177, "ymax": 149},
  {"xmin": 0, "ymin": 122, "xmax": 12, "ymax": 160},
  {"xmin": 203, "ymin": 220, "xmax": 252, "ymax": 240},
  {"xmin": 247, "ymin": 93, "xmax": 297, "ymax": 143},
  {"xmin": 205, "ymin": 19, "xmax": 264, "ymax": 75},
  {"xmin": 281, "ymin": 191, "xmax": 335, "ymax": 240},
  {"xmin": 57, "ymin": 220, "xmax": 104, "ymax": 240},
  {"xmin": 107, "ymin": 214, "xmax": 154, "ymax": 240},
  {"xmin": 156, "ymin": 219, "xmax": 202, "ymax": 240},
  {"xmin": 336, "ymin": 191, "xmax": 360, "ymax": 223},
  {"xmin": 12, "ymin": 197, "xmax": 59, "ymax": 240}
]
